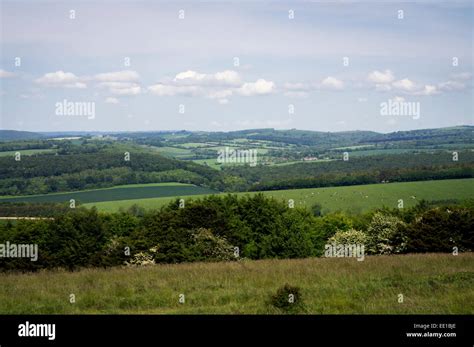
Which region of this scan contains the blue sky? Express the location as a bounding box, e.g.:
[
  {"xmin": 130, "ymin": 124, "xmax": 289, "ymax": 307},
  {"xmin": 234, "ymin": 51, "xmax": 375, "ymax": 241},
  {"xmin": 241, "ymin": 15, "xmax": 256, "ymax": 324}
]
[{"xmin": 1, "ymin": 0, "xmax": 473, "ymax": 132}]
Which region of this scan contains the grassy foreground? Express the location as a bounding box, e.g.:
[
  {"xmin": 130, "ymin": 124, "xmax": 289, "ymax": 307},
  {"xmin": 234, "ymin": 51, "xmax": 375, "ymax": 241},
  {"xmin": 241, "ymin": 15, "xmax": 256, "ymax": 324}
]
[
  {"xmin": 0, "ymin": 253, "xmax": 473, "ymax": 314},
  {"xmin": 85, "ymin": 178, "xmax": 474, "ymax": 213}
]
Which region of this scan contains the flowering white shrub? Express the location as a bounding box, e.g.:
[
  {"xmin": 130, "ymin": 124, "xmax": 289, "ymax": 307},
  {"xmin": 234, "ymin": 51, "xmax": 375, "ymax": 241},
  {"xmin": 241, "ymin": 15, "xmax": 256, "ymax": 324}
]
[
  {"xmin": 191, "ymin": 228, "xmax": 236, "ymax": 261},
  {"xmin": 366, "ymin": 213, "xmax": 407, "ymax": 254},
  {"xmin": 125, "ymin": 246, "xmax": 159, "ymax": 266},
  {"xmin": 328, "ymin": 228, "xmax": 368, "ymax": 245}
]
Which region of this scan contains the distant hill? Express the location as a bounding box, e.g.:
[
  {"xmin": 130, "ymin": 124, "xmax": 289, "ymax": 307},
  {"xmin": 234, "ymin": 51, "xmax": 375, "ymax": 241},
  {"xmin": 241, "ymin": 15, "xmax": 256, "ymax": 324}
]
[
  {"xmin": 149, "ymin": 125, "xmax": 473, "ymax": 148},
  {"xmin": 0, "ymin": 130, "xmax": 44, "ymax": 142}
]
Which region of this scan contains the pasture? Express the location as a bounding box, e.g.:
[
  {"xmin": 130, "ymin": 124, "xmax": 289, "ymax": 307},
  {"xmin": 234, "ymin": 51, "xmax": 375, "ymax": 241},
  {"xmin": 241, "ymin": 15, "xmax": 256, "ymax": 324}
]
[
  {"xmin": 84, "ymin": 178, "xmax": 474, "ymax": 213},
  {"xmin": 0, "ymin": 253, "xmax": 472, "ymax": 314}
]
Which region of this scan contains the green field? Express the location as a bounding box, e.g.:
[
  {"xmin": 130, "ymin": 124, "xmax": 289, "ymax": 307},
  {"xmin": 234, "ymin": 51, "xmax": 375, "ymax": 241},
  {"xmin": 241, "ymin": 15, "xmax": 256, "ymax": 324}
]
[
  {"xmin": 84, "ymin": 178, "xmax": 474, "ymax": 213},
  {"xmin": 143, "ymin": 146, "xmax": 194, "ymax": 159},
  {"xmin": 0, "ymin": 148, "xmax": 56, "ymax": 157},
  {"xmin": 268, "ymin": 158, "xmax": 335, "ymax": 166},
  {"xmin": 344, "ymin": 148, "xmax": 445, "ymax": 157},
  {"xmin": 192, "ymin": 159, "xmax": 223, "ymax": 169},
  {"xmin": 178, "ymin": 142, "xmax": 213, "ymax": 148},
  {"xmin": 0, "ymin": 183, "xmax": 217, "ymax": 204},
  {"xmin": 0, "ymin": 253, "xmax": 472, "ymax": 314}
]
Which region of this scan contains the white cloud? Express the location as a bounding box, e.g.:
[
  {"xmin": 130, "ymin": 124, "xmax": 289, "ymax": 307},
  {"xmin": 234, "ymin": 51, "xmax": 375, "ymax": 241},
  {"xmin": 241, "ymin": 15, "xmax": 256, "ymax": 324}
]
[
  {"xmin": 148, "ymin": 70, "xmax": 247, "ymax": 101},
  {"xmin": 368, "ymin": 70, "xmax": 395, "ymax": 84},
  {"xmin": 109, "ymin": 85, "xmax": 141, "ymax": 95},
  {"xmin": 418, "ymin": 85, "xmax": 439, "ymax": 96},
  {"xmin": 450, "ymin": 72, "xmax": 472, "ymax": 81},
  {"xmin": 105, "ymin": 97, "xmax": 119, "ymax": 104},
  {"xmin": 392, "ymin": 78, "xmax": 416, "ymax": 91},
  {"xmin": 218, "ymin": 98, "xmax": 229, "ymax": 104},
  {"xmin": 96, "ymin": 81, "xmax": 142, "ymax": 96},
  {"xmin": 357, "ymin": 97, "xmax": 368, "ymax": 102},
  {"xmin": 369, "ymin": 70, "xmax": 448, "ymax": 96},
  {"xmin": 238, "ymin": 79, "xmax": 275, "ymax": 96},
  {"xmin": 0, "ymin": 69, "xmax": 15, "ymax": 78},
  {"xmin": 375, "ymin": 84, "xmax": 392, "ymax": 92},
  {"xmin": 98, "ymin": 82, "xmax": 138, "ymax": 89},
  {"xmin": 173, "ymin": 70, "xmax": 240, "ymax": 86},
  {"xmin": 174, "ymin": 70, "xmax": 206, "ymax": 82},
  {"xmin": 214, "ymin": 70, "xmax": 241, "ymax": 85},
  {"xmin": 94, "ymin": 70, "xmax": 139, "ymax": 82},
  {"xmin": 207, "ymin": 89, "xmax": 233, "ymax": 99},
  {"xmin": 367, "ymin": 69, "xmax": 470, "ymax": 96},
  {"xmin": 283, "ymin": 78, "xmax": 344, "ymax": 94},
  {"xmin": 148, "ymin": 84, "xmax": 201, "ymax": 96},
  {"xmin": 35, "ymin": 71, "xmax": 86, "ymax": 88},
  {"xmin": 320, "ymin": 76, "xmax": 344, "ymax": 90},
  {"xmin": 438, "ymin": 80, "xmax": 466, "ymax": 92}
]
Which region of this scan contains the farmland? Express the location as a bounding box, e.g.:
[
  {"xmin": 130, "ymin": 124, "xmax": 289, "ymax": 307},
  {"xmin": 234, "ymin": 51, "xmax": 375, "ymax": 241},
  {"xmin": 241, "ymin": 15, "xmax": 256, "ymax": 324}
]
[
  {"xmin": 0, "ymin": 183, "xmax": 217, "ymax": 204},
  {"xmin": 84, "ymin": 178, "xmax": 474, "ymax": 213},
  {"xmin": 0, "ymin": 148, "xmax": 56, "ymax": 157},
  {"xmin": 0, "ymin": 253, "xmax": 472, "ymax": 314}
]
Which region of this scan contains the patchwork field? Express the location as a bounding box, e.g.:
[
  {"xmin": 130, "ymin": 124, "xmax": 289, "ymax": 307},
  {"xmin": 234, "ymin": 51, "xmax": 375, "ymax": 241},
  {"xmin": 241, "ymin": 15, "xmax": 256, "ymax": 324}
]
[
  {"xmin": 84, "ymin": 178, "xmax": 474, "ymax": 213},
  {"xmin": 0, "ymin": 183, "xmax": 217, "ymax": 204},
  {"xmin": 0, "ymin": 148, "xmax": 56, "ymax": 157},
  {"xmin": 0, "ymin": 253, "xmax": 472, "ymax": 314}
]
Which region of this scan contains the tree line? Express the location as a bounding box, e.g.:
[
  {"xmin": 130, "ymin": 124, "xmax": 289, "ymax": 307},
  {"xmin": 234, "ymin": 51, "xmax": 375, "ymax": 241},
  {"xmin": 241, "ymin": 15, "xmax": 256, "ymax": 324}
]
[{"xmin": 0, "ymin": 195, "xmax": 472, "ymax": 271}]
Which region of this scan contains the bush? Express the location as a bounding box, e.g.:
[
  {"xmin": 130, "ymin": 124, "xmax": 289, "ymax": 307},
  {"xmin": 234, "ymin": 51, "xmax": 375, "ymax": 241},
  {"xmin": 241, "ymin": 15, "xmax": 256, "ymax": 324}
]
[
  {"xmin": 366, "ymin": 213, "xmax": 406, "ymax": 255},
  {"xmin": 270, "ymin": 284, "xmax": 304, "ymax": 313},
  {"xmin": 126, "ymin": 246, "xmax": 158, "ymax": 266},
  {"xmin": 190, "ymin": 228, "xmax": 236, "ymax": 262},
  {"xmin": 405, "ymin": 207, "xmax": 474, "ymax": 253},
  {"xmin": 328, "ymin": 228, "xmax": 367, "ymax": 245},
  {"xmin": 310, "ymin": 203, "xmax": 323, "ymax": 216},
  {"xmin": 311, "ymin": 213, "xmax": 353, "ymax": 255}
]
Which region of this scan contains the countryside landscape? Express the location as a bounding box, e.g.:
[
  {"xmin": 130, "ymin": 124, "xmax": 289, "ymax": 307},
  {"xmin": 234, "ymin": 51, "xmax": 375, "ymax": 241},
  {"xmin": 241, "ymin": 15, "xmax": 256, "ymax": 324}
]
[
  {"xmin": 0, "ymin": 126, "xmax": 473, "ymax": 314},
  {"xmin": 0, "ymin": 0, "xmax": 473, "ymax": 328}
]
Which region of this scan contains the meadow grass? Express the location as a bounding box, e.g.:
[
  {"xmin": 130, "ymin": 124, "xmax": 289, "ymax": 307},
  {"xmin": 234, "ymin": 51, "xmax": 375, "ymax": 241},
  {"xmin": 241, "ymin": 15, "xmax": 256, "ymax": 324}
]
[{"xmin": 0, "ymin": 253, "xmax": 472, "ymax": 314}]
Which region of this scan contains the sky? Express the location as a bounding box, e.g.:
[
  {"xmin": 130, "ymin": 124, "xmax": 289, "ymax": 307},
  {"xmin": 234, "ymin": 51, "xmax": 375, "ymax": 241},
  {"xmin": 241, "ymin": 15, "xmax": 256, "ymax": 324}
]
[{"xmin": 0, "ymin": 0, "xmax": 473, "ymax": 133}]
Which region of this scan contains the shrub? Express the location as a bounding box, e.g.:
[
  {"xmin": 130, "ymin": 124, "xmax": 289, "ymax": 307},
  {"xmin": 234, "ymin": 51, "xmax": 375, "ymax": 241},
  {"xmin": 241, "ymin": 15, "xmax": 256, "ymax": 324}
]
[
  {"xmin": 328, "ymin": 228, "xmax": 367, "ymax": 245},
  {"xmin": 126, "ymin": 247, "xmax": 158, "ymax": 266},
  {"xmin": 310, "ymin": 203, "xmax": 323, "ymax": 216},
  {"xmin": 366, "ymin": 213, "xmax": 406, "ymax": 254},
  {"xmin": 311, "ymin": 213, "xmax": 354, "ymax": 255},
  {"xmin": 270, "ymin": 284, "xmax": 304, "ymax": 313},
  {"xmin": 405, "ymin": 207, "xmax": 474, "ymax": 253},
  {"xmin": 190, "ymin": 228, "xmax": 236, "ymax": 261}
]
